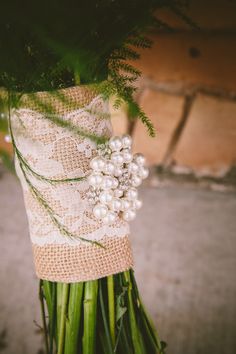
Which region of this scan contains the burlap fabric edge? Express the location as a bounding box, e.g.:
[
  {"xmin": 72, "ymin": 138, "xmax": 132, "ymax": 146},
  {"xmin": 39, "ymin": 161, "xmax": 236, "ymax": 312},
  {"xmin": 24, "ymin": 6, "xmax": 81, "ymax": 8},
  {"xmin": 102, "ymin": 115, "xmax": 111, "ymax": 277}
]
[{"xmin": 12, "ymin": 84, "xmax": 134, "ymax": 283}]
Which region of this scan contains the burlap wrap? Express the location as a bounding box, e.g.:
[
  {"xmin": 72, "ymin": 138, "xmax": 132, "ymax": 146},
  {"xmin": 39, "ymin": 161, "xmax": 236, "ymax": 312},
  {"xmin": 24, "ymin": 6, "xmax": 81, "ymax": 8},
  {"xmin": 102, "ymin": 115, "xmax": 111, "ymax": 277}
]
[{"xmin": 11, "ymin": 86, "xmax": 133, "ymax": 283}]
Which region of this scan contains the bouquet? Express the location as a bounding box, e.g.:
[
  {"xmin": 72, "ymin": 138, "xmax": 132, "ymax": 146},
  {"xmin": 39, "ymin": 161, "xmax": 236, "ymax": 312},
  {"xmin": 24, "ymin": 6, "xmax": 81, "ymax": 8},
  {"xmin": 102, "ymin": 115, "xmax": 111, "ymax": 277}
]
[{"xmin": 0, "ymin": 1, "xmax": 192, "ymax": 353}]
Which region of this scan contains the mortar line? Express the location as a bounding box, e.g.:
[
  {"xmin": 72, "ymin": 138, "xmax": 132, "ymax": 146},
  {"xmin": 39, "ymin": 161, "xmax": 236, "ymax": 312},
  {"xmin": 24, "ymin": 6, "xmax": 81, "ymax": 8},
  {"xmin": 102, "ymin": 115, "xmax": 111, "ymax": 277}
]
[{"xmin": 161, "ymin": 94, "xmax": 195, "ymax": 167}]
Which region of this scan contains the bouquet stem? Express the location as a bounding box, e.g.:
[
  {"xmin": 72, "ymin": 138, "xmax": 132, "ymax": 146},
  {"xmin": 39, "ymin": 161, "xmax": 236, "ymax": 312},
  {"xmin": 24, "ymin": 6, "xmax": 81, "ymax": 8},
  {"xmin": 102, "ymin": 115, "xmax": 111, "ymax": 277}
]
[
  {"xmin": 107, "ymin": 275, "xmax": 115, "ymax": 346},
  {"xmin": 40, "ymin": 270, "xmax": 166, "ymax": 354},
  {"xmin": 65, "ymin": 283, "xmax": 83, "ymax": 354}
]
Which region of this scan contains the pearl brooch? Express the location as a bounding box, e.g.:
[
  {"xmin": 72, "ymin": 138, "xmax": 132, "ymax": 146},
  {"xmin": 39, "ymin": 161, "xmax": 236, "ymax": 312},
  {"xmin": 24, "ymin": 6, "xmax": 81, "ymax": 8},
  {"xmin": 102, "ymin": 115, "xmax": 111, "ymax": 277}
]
[{"xmin": 87, "ymin": 134, "xmax": 148, "ymax": 224}]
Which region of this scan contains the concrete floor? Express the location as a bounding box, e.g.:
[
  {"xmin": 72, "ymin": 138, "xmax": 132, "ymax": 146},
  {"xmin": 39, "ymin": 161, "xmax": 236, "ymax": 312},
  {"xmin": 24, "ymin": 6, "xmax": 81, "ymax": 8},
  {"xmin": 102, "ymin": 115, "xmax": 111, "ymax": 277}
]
[{"xmin": 0, "ymin": 171, "xmax": 236, "ymax": 354}]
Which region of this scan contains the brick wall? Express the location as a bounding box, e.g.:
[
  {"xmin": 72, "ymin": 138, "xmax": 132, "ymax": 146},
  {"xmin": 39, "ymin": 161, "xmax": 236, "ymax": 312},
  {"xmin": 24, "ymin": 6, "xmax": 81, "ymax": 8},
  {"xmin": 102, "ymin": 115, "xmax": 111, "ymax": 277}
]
[{"xmin": 112, "ymin": 0, "xmax": 236, "ymax": 176}]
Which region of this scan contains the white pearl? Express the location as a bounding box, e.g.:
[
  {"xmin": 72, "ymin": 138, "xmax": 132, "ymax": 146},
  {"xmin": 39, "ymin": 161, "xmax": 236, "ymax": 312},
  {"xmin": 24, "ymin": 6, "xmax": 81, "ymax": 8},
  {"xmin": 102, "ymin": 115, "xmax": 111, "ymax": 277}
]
[
  {"xmin": 125, "ymin": 188, "xmax": 138, "ymax": 200},
  {"xmin": 114, "ymin": 167, "xmax": 123, "ymax": 177},
  {"xmin": 133, "ymin": 199, "xmax": 142, "ymax": 210},
  {"xmin": 121, "ymin": 135, "xmax": 132, "ymax": 149},
  {"xmin": 99, "ymin": 191, "xmax": 113, "ymax": 204},
  {"xmin": 88, "ymin": 173, "xmax": 103, "ymax": 187},
  {"xmin": 93, "ymin": 204, "xmax": 108, "ymax": 219},
  {"xmin": 138, "ymin": 166, "xmax": 149, "ymax": 179},
  {"xmin": 109, "ymin": 136, "xmax": 123, "ymax": 151},
  {"xmin": 104, "ymin": 161, "xmax": 115, "ymax": 175},
  {"xmin": 4, "ymin": 135, "xmax": 11, "ymax": 143},
  {"xmin": 133, "ymin": 153, "xmax": 145, "ymax": 166},
  {"xmin": 110, "ymin": 198, "xmax": 122, "ymax": 211},
  {"xmin": 101, "ymin": 176, "xmax": 114, "ymax": 190},
  {"xmin": 122, "ymin": 149, "xmax": 133, "ymax": 163},
  {"xmin": 112, "ymin": 178, "xmax": 119, "ymax": 189},
  {"xmin": 121, "ymin": 198, "xmax": 131, "ymax": 211},
  {"xmin": 111, "ymin": 152, "xmax": 124, "ymax": 165},
  {"xmin": 114, "ymin": 189, "xmax": 123, "ymax": 198},
  {"xmin": 122, "ymin": 209, "xmax": 136, "ymax": 222},
  {"xmin": 90, "ymin": 156, "xmax": 105, "ymax": 171},
  {"xmin": 128, "ymin": 162, "xmax": 139, "ymax": 173},
  {"xmin": 131, "ymin": 175, "xmax": 142, "ymax": 187},
  {"xmin": 103, "ymin": 211, "xmax": 117, "ymax": 224}
]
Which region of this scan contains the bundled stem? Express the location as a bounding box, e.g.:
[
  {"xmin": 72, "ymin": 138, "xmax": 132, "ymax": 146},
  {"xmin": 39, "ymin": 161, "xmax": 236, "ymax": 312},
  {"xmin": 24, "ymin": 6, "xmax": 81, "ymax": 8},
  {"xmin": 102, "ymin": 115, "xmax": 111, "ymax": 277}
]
[
  {"xmin": 65, "ymin": 283, "xmax": 84, "ymax": 354},
  {"xmin": 107, "ymin": 275, "xmax": 115, "ymax": 347},
  {"xmin": 82, "ymin": 281, "xmax": 98, "ymax": 354},
  {"xmin": 58, "ymin": 284, "xmax": 70, "ymax": 354},
  {"xmin": 41, "ymin": 270, "xmax": 166, "ymax": 354}
]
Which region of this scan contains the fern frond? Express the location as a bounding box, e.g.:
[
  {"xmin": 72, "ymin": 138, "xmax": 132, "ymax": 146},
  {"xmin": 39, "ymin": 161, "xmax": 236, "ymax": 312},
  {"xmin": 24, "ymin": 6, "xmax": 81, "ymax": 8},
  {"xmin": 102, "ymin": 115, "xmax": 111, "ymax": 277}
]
[
  {"xmin": 126, "ymin": 35, "xmax": 152, "ymax": 49},
  {"xmin": 111, "ymin": 46, "xmax": 140, "ymax": 61},
  {"xmin": 110, "ymin": 61, "xmax": 141, "ymax": 78},
  {"xmin": 127, "ymin": 99, "xmax": 156, "ymax": 137}
]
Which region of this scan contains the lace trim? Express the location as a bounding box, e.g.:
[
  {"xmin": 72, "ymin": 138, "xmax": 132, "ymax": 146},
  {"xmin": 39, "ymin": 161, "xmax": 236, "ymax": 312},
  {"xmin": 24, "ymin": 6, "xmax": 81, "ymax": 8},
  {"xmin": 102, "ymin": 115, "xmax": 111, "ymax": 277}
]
[{"xmin": 30, "ymin": 224, "xmax": 130, "ymax": 246}]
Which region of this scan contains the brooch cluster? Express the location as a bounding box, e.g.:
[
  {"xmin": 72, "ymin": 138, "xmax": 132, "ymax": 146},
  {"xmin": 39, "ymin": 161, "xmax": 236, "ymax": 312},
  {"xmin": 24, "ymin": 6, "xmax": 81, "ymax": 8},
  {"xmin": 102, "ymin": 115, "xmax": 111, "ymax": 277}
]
[{"xmin": 87, "ymin": 135, "xmax": 148, "ymax": 224}]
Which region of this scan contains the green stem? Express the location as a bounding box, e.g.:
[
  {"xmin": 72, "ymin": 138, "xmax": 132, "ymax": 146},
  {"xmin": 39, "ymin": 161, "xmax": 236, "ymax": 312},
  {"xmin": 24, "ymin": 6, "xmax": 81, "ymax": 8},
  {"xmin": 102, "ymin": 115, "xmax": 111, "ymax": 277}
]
[
  {"xmin": 130, "ymin": 270, "xmax": 163, "ymax": 352},
  {"xmin": 39, "ymin": 280, "xmax": 49, "ymax": 354},
  {"xmin": 107, "ymin": 275, "xmax": 115, "ymax": 348},
  {"xmin": 42, "ymin": 281, "xmax": 53, "ymax": 324},
  {"xmin": 82, "ymin": 280, "xmax": 98, "ymax": 354},
  {"xmin": 58, "ymin": 283, "xmax": 70, "ymax": 354},
  {"xmin": 65, "ymin": 282, "xmax": 84, "ymax": 354},
  {"xmin": 124, "ymin": 271, "xmax": 146, "ymax": 354},
  {"xmin": 50, "ymin": 283, "xmax": 57, "ymax": 354},
  {"xmin": 99, "ymin": 281, "xmax": 114, "ymax": 354},
  {"xmin": 57, "ymin": 283, "xmax": 63, "ymax": 342},
  {"xmin": 119, "ymin": 318, "xmax": 133, "ymax": 354},
  {"xmin": 74, "ymin": 71, "xmax": 81, "ymax": 86}
]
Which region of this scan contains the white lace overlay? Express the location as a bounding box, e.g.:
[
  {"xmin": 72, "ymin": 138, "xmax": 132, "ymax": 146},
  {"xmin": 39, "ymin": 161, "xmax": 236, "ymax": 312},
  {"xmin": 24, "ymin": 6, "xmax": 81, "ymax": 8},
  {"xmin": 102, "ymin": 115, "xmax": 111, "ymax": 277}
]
[{"xmin": 12, "ymin": 95, "xmax": 130, "ymax": 246}]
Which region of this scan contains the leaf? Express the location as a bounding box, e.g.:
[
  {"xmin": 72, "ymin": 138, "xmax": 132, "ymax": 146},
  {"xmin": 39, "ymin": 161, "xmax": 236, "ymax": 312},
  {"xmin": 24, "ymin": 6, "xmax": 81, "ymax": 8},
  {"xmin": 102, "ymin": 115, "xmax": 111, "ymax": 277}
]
[
  {"xmin": 116, "ymin": 306, "xmax": 127, "ymax": 323},
  {"xmin": 116, "ymin": 285, "xmax": 128, "ymax": 323}
]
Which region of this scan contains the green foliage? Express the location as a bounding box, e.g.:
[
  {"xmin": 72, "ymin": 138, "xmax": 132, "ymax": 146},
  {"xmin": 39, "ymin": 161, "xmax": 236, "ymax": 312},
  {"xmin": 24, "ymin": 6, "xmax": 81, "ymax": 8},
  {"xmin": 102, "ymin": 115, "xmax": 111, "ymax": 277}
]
[
  {"xmin": 41, "ymin": 269, "xmax": 166, "ymax": 354},
  {"xmin": 0, "ymin": 1, "xmax": 188, "ymax": 90},
  {"xmin": 0, "ymin": 0, "xmax": 194, "ymax": 136}
]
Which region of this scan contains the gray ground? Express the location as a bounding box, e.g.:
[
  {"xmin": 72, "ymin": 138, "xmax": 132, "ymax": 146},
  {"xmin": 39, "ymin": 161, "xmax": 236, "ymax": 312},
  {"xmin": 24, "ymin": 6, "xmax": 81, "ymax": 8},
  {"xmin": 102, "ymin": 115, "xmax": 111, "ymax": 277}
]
[{"xmin": 0, "ymin": 171, "xmax": 236, "ymax": 354}]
